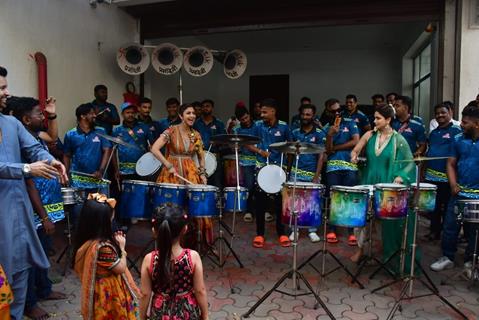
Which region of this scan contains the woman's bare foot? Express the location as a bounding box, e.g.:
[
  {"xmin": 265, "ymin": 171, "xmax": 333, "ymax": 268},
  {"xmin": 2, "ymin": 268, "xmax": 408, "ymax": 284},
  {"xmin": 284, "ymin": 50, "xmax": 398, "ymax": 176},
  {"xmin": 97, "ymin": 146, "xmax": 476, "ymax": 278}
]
[
  {"xmin": 41, "ymin": 290, "xmax": 67, "ymax": 301},
  {"xmin": 350, "ymin": 249, "xmax": 363, "ymax": 263},
  {"xmin": 24, "ymin": 305, "xmax": 50, "ymax": 320}
]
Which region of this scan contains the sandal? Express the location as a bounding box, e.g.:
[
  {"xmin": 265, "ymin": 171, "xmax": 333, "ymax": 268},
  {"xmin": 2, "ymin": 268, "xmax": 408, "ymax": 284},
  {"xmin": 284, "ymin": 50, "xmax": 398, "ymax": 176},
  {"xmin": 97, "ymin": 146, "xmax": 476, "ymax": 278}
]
[
  {"xmin": 253, "ymin": 236, "xmax": 265, "ymax": 248},
  {"xmin": 279, "ymin": 235, "xmax": 291, "ymax": 247},
  {"xmin": 326, "ymin": 232, "xmax": 338, "ymax": 243},
  {"xmin": 348, "ymin": 235, "xmax": 358, "ymax": 246}
]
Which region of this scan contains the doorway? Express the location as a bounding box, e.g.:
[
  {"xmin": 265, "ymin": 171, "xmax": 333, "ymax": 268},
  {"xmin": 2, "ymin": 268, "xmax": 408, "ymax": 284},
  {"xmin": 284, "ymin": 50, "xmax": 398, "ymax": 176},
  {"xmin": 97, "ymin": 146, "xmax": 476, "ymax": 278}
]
[{"xmin": 249, "ymin": 75, "xmax": 290, "ymax": 123}]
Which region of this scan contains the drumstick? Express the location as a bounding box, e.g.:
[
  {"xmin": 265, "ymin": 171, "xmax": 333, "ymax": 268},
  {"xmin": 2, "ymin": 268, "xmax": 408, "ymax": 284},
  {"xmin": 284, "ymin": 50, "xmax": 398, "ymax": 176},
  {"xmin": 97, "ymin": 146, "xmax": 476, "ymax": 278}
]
[
  {"xmin": 174, "ymin": 173, "xmax": 194, "ymax": 185},
  {"xmin": 71, "ymin": 170, "xmax": 95, "ymax": 177}
]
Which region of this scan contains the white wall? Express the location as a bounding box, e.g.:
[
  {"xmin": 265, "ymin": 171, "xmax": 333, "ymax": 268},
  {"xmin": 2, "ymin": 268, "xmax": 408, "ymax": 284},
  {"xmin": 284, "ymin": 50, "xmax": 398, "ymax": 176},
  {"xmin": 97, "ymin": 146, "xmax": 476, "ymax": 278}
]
[
  {"xmin": 0, "ymin": 0, "xmax": 138, "ymax": 135},
  {"xmin": 146, "ymin": 47, "xmax": 402, "ymax": 122},
  {"xmin": 458, "ymin": 0, "xmax": 479, "ymax": 110}
]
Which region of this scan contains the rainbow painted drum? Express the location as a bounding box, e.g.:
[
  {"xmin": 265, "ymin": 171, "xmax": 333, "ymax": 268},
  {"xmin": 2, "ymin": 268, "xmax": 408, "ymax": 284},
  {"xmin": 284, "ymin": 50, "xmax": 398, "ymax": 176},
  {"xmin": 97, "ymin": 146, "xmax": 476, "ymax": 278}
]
[
  {"xmin": 281, "ymin": 182, "xmax": 324, "ymax": 228},
  {"xmin": 374, "ymin": 183, "xmax": 409, "ymax": 219},
  {"xmin": 329, "ymin": 186, "xmax": 370, "ymax": 227},
  {"xmin": 409, "ymin": 183, "xmax": 437, "ymax": 212},
  {"xmin": 455, "ymin": 200, "xmax": 479, "ymax": 223}
]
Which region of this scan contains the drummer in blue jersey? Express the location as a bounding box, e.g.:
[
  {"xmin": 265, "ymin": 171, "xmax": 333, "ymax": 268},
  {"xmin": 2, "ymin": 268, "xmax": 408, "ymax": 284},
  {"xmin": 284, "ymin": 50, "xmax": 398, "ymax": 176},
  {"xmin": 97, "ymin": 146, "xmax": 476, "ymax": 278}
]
[
  {"xmin": 157, "ymin": 97, "xmax": 181, "ymax": 134},
  {"xmin": 247, "ymin": 98, "xmax": 291, "ymax": 248},
  {"xmin": 232, "ymin": 107, "xmax": 257, "ymax": 222},
  {"xmin": 325, "ymin": 100, "xmax": 360, "ymax": 245},
  {"xmin": 194, "ymin": 99, "xmax": 227, "ymax": 189},
  {"xmin": 10, "ymin": 97, "xmax": 67, "ymax": 319},
  {"xmin": 91, "ymin": 84, "xmax": 120, "ymax": 135},
  {"xmin": 137, "ymin": 97, "xmax": 162, "ymax": 141},
  {"xmin": 424, "ymin": 103, "xmax": 462, "ymax": 241},
  {"xmin": 431, "ymin": 103, "xmax": 479, "ymax": 277},
  {"xmin": 113, "ymin": 102, "xmax": 153, "ymax": 180},
  {"xmin": 288, "ymin": 104, "xmax": 326, "ymax": 243},
  {"xmin": 392, "ymin": 95, "xmax": 427, "ymax": 157},
  {"xmin": 343, "ymin": 94, "xmax": 371, "ymax": 135},
  {"xmin": 64, "ymin": 104, "xmax": 112, "ymax": 201}
]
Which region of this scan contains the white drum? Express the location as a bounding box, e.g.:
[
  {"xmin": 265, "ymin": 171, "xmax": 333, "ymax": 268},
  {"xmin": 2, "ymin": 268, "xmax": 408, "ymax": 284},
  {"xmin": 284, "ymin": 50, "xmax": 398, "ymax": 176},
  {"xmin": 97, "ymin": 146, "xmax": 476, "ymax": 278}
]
[
  {"xmin": 204, "ymin": 151, "xmax": 217, "ymax": 177},
  {"xmin": 257, "ymin": 164, "xmax": 287, "ymax": 194},
  {"xmin": 136, "ymin": 152, "xmax": 162, "ymax": 177}
]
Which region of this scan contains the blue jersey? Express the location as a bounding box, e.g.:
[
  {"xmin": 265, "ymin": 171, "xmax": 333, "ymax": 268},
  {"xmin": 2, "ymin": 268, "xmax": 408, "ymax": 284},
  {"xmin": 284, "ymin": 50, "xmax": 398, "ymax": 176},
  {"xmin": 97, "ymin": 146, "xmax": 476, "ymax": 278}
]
[
  {"xmin": 233, "ymin": 123, "xmax": 256, "ymax": 166},
  {"xmin": 137, "ymin": 116, "xmax": 162, "ymax": 141},
  {"xmin": 63, "ymin": 126, "xmax": 112, "ymax": 189},
  {"xmin": 91, "ymin": 100, "xmax": 120, "ymax": 135},
  {"xmin": 193, "ymin": 117, "xmax": 226, "ymax": 152},
  {"xmin": 290, "ymin": 127, "xmax": 326, "ymax": 181},
  {"xmin": 325, "ymin": 118, "xmax": 359, "ymax": 172},
  {"xmin": 392, "ymin": 116, "xmax": 426, "ymax": 154},
  {"xmin": 290, "ymin": 114, "xmax": 321, "ymax": 131},
  {"xmin": 252, "ymin": 120, "xmax": 291, "ymax": 166},
  {"xmin": 343, "ymin": 110, "xmax": 370, "ymax": 135},
  {"xmin": 425, "ymin": 123, "xmax": 462, "ymax": 182},
  {"xmin": 452, "ymin": 133, "xmax": 479, "ymax": 199},
  {"xmin": 157, "ymin": 116, "xmax": 181, "ymax": 136},
  {"xmin": 113, "ymin": 122, "xmax": 153, "ymax": 175}
]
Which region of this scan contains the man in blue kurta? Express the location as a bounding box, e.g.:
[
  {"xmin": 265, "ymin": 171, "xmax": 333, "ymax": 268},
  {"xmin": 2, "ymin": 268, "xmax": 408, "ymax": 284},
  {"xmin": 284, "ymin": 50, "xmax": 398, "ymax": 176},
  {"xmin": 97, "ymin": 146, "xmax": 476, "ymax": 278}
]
[
  {"xmin": 113, "ymin": 102, "xmax": 152, "ymax": 178},
  {"xmin": 392, "ymin": 95, "xmax": 427, "ymax": 157},
  {"xmin": 248, "ymin": 98, "xmax": 291, "ymax": 248},
  {"xmin": 424, "ymin": 103, "xmax": 462, "ymax": 240},
  {"xmin": 289, "ymin": 104, "xmax": 326, "ymax": 243},
  {"xmin": 0, "ymin": 66, "xmax": 67, "ymax": 319},
  {"xmin": 430, "ymin": 103, "xmax": 479, "ymax": 277}
]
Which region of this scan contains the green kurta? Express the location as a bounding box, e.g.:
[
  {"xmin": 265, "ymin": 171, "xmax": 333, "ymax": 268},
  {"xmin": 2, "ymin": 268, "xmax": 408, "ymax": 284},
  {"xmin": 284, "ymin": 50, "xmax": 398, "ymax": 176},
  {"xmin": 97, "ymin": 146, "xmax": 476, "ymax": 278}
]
[{"xmin": 361, "ymin": 131, "xmax": 419, "ymax": 274}]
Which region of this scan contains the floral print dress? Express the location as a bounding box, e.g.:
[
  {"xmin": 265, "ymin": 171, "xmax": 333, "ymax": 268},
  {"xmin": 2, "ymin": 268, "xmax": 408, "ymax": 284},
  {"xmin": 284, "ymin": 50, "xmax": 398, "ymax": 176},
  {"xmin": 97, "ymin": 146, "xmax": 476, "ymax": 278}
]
[
  {"xmin": 147, "ymin": 249, "xmax": 201, "ymax": 320},
  {"xmin": 0, "ymin": 264, "xmax": 13, "ymax": 320}
]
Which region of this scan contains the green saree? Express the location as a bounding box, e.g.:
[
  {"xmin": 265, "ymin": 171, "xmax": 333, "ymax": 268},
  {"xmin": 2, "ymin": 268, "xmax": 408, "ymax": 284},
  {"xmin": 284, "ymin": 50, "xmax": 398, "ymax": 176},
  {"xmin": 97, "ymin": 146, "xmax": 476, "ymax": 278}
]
[{"xmin": 361, "ymin": 131, "xmax": 419, "ymax": 273}]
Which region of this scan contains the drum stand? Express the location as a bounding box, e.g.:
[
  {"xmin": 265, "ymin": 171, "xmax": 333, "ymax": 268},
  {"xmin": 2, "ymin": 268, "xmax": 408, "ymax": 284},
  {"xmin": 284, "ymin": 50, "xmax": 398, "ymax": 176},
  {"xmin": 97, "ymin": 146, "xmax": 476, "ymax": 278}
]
[
  {"xmin": 56, "ymin": 204, "xmax": 74, "ymax": 276},
  {"xmin": 297, "ymin": 207, "xmax": 364, "ymax": 290},
  {"xmin": 244, "ymin": 149, "xmax": 334, "ymax": 319},
  {"xmin": 353, "ymin": 212, "xmax": 396, "ymax": 280},
  {"xmin": 378, "ymin": 162, "xmax": 468, "ymax": 320}
]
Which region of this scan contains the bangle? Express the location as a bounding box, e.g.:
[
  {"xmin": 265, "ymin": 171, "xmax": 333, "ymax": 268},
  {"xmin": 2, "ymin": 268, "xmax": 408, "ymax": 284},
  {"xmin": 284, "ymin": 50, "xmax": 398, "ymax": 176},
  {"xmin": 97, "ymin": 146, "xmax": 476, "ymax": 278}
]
[
  {"xmin": 121, "ymin": 249, "xmax": 127, "ymax": 257},
  {"xmin": 166, "ymin": 162, "xmax": 173, "ymax": 169},
  {"xmin": 47, "ymin": 114, "xmax": 57, "ymax": 120},
  {"xmin": 41, "ymin": 216, "xmax": 50, "ymax": 223}
]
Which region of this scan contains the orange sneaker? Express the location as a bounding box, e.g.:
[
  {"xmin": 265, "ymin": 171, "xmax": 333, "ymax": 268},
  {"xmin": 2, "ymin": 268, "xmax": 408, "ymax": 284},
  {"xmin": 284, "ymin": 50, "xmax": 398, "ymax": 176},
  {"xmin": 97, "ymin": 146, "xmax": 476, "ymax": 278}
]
[
  {"xmin": 279, "ymin": 235, "xmax": 291, "ymax": 247},
  {"xmin": 253, "ymin": 236, "xmax": 265, "ymax": 248},
  {"xmin": 348, "ymin": 235, "xmax": 358, "ymax": 246},
  {"xmin": 326, "ymin": 232, "xmax": 339, "ymax": 243}
]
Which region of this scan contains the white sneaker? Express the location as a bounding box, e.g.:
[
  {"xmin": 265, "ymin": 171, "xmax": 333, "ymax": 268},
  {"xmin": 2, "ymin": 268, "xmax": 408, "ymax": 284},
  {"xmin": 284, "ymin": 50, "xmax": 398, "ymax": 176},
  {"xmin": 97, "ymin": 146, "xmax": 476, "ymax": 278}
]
[
  {"xmin": 243, "ymin": 213, "xmax": 253, "ymax": 222},
  {"xmin": 265, "ymin": 212, "xmax": 274, "ymax": 222},
  {"xmin": 464, "ymin": 261, "xmax": 473, "ymax": 279},
  {"xmin": 308, "ymin": 232, "xmax": 321, "ymax": 243},
  {"xmin": 289, "ymin": 231, "xmax": 297, "ymax": 241},
  {"xmin": 430, "ymin": 256, "xmax": 454, "ymax": 271}
]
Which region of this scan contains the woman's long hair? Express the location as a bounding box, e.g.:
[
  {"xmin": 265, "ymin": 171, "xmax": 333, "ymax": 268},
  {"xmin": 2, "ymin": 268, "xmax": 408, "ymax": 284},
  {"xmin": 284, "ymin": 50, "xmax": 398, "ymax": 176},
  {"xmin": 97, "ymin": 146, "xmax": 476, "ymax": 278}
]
[
  {"xmin": 72, "ymin": 199, "xmax": 120, "ymax": 267},
  {"xmin": 151, "ymin": 203, "xmax": 188, "ymax": 290}
]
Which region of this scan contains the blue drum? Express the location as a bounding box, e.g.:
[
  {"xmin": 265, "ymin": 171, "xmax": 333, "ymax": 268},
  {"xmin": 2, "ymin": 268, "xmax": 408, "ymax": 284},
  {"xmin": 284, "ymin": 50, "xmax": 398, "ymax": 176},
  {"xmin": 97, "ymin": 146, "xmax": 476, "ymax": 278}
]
[
  {"xmin": 151, "ymin": 183, "xmax": 187, "ymax": 209},
  {"xmin": 187, "ymin": 185, "xmax": 219, "ymax": 217},
  {"xmin": 120, "ymin": 180, "xmax": 155, "ymax": 219},
  {"xmin": 223, "ymin": 187, "xmax": 248, "ymax": 212}
]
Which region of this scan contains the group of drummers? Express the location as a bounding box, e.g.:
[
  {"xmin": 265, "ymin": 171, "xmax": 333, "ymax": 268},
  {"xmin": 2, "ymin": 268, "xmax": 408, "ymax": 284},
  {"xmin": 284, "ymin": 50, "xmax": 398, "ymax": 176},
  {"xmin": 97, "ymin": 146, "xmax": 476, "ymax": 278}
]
[{"xmin": 10, "ymin": 85, "xmax": 479, "ymax": 279}]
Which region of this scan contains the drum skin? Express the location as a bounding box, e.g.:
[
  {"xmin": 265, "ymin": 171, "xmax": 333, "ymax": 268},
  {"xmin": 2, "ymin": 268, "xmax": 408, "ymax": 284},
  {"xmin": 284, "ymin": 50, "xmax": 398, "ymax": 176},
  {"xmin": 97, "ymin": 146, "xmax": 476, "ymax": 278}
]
[{"xmin": 257, "ymin": 165, "xmax": 286, "ymax": 194}]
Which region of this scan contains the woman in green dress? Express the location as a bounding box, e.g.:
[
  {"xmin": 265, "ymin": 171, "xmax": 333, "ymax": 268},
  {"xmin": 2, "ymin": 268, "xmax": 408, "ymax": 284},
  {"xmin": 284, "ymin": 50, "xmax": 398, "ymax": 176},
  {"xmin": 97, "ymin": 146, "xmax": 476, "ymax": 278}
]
[{"xmin": 350, "ymin": 105, "xmax": 416, "ymax": 272}]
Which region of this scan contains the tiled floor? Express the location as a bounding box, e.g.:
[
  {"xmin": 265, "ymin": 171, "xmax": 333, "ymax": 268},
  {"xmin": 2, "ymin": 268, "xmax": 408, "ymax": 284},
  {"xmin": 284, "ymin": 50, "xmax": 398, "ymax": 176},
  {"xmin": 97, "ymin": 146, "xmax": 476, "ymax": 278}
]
[{"xmin": 38, "ymin": 213, "xmax": 479, "ymax": 319}]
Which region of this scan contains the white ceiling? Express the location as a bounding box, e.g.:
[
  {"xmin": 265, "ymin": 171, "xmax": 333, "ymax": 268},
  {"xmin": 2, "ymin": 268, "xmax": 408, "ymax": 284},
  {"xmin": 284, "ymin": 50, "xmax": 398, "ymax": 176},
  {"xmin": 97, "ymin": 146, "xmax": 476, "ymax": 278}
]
[{"xmin": 147, "ymin": 22, "xmax": 427, "ymax": 53}]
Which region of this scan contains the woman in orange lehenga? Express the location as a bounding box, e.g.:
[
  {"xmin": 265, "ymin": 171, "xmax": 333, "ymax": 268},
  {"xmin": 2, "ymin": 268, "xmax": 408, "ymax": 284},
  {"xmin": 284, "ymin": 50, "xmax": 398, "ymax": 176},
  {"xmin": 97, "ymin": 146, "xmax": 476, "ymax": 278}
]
[
  {"xmin": 151, "ymin": 103, "xmax": 212, "ymax": 248},
  {"xmin": 0, "ymin": 264, "xmax": 13, "ymax": 320}
]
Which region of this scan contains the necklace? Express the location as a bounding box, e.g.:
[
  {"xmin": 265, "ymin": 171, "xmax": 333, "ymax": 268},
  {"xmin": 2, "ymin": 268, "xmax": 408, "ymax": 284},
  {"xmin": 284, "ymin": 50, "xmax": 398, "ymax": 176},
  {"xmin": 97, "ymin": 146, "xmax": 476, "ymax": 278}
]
[{"xmin": 375, "ymin": 130, "xmax": 392, "ymax": 156}]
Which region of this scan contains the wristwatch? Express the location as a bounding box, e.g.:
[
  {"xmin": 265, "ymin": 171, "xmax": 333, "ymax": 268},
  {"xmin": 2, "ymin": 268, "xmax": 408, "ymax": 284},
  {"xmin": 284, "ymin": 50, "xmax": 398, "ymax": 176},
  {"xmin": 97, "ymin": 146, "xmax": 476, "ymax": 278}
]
[{"xmin": 22, "ymin": 163, "xmax": 31, "ymax": 175}]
